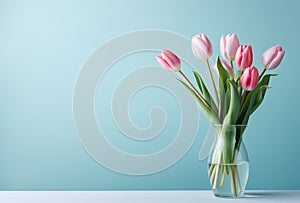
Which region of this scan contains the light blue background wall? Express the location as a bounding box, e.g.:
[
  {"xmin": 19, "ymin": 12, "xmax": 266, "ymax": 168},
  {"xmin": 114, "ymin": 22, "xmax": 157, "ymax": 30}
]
[{"xmin": 0, "ymin": 0, "xmax": 299, "ymax": 190}]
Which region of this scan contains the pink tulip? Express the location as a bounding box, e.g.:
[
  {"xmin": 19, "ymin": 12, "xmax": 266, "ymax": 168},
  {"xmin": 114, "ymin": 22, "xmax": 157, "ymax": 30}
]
[
  {"xmin": 235, "ymin": 45, "xmax": 253, "ymax": 69},
  {"xmin": 240, "ymin": 66, "xmax": 259, "ymax": 91},
  {"xmin": 156, "ymin": 50, "xmax": 181, "ymax": 72},
  {"xmin": 192, "ymin": 33, "xmax": 213, "ymax": 60},
  {"xmin": 220, "ymin": 34, "xmax": 240, "ymax": 61},
  {"xmin": 261, "ymin": 45, "xmax": 285, "ymax": 70}
]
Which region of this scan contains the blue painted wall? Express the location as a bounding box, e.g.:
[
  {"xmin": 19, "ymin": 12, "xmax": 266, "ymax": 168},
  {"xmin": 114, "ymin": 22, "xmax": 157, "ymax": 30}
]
[{"xmin": 0, "ymin": 0, "xmax": 299, "ymax": 190}]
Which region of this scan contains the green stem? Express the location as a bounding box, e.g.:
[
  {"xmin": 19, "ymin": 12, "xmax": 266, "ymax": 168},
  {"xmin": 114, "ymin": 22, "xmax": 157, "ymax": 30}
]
[
  {"xmin": 179, "ymin": 70, "xmax": 212, "ymax": 111},
  {"xmin": 259, "ymin": 67, "xmax": 267, "ymax": 81},
  {"xmin": 229, "ymin": 165, "xmax": 237, "ymax": 197},
  {"xmin": 220, "ymin": 165, "xmax": 226, "ymax": 187},
  {"xmin": 210, "ymin": 165, "xmax": 216, "ymax": 185},
  {"xmin": 209, "ymin": 164, "xmax": 215, "ymax": 177},
  {"xmin": 239, "ymin": 91, "xmax": 248, "ymax": 114},
  {"xmin": 213, "ymin": 154, "xmax": 222, "ymax": 190},
  {"xmin": 205, "ymin": 60, "xmax": 220, "ymax": 106},
  {"xmin": 230, "ymin": 60, "xmax": 235, "ymax": 80},
  {"xmin": 234, "ymin": 165, "xmax": 242, "ymax": 193}
]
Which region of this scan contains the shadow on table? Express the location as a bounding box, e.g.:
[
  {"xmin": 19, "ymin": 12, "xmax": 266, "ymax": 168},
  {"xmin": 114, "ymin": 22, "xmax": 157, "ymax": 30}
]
[{"xmin": 244, "ymin": 191, "xmax": 300, "ymax": 199}]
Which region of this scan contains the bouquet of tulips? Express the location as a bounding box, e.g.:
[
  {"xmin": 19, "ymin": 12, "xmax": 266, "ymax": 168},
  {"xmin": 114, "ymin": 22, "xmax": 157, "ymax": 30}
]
[{"xmin": 156, "ymin": 33, "xmax": 285, "ymax": 196}]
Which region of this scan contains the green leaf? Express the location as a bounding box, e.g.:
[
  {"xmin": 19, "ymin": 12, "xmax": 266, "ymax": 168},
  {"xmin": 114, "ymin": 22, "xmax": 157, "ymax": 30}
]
[
  {"xmin": 234, "ymin": 75, "xmax": 276, "ymax": 154},
  {"xmin": 217, "ymin": 57, "xmax": 231, "ymax": 89},
  {"xmin": 234, "ymin": 69, "xmax": 243, "ymax": 82},
  {"xmin": 176, "ymin": 78, "xmax": 220, "ymax": 124},
  {"xmin": 234, "ymin": 69, "xmax": 243, "ymax": 96},
  {"xmin": 222, "ymin": 125, "xmax": 236, "ymax": 163},
  {"xmin": 216, "ymin": 57, "xmax": 231, "ymax": 122},
  {"xmin": 237, "ymin": 74, "xmax": 278, "ymax": 125},
  {"xmin": 250, "ymin": 74, "xmax": 277, "ymax": 113},
  {"xmin": 223, "ymin": 80, "xmax": 241, "ymax": 125},
  {"xmin": 221, "ymin": 80, "xmax": 241, "ymax": 164},
  {"xmin": 219, "ymin": 85, "xmax": 231, "ymax": 121},
  {"xmin": 193, "ymin": 71, "xmax": 218, "ymax": 116}
]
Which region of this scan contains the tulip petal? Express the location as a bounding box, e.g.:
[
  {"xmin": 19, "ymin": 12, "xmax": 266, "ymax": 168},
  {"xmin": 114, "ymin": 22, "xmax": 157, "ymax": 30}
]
[
  {"xmin": 226, "ymin": 34, "xmax": 239, "ymax": 60},
  {"xmin": 156, "ymin": 56, "xmax": 171, "ymax": 71},
  {"xmin": 163, "ymin": 50, "xmax": 180, "ymax": 66},
  {"xmin": 157, "ymin": 50, "xmax": 181, "ymax": 72},
  {"xmin": 192, "ymin": 38, "xmax": 207, "ymax": 60},
  {"xmin": 236, "ymin": 45, "xmax": 252, "ymax": 69},
  {"xmin": 162, "ymin": 51, "xmax": 176, "ymax": 67},
  {"xmin": 192, "ymin": 34, "xmax": 213, "ymax": 60},
  {"xmin": 197, "ymin": 36, "xmax": 210, "ymax": 54},
  {"xmin": 220, "ymin": 36, "xmax": 226, "ymax": 60},
  {"xmin": 240, "ymin": 66, "xmax": 258, "ymax": 91},
  {"xmin": 267, "ymin": 50, "xmax": 285, "ymax": 70},
  {"xmin": 261, "ymin": 46, "xmax": 278, "ymax": 67}
]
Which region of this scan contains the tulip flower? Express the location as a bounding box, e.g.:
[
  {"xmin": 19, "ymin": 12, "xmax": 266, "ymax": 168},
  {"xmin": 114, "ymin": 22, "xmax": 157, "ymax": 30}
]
[
  {"xmin": 220, "ymin": 34, "xmax": 240, "ymax": 61},
  {"xmin": 235, "ymin": 45, "xmax": 253, "ymax": 69},
  {"xmin": 192, "ymin": 33, "xmax": 219, "ymax": 104},
  {"xmin": 156, "ymin": 50, "xmax": 181, "ymax": 72},
  {"xmin": 240, "ymin": 66, "xmax": 259, "ymax": 91},
  {"xmin": 157, "ymin": 50, "xmax": 213, "ymax": 113},
  {"xmin": 192, "ymin": 33, "xmax": 213, "ymax": 60},
  {"xmin": 261, "ymin": 45, "xmax": 285, "ymax": 70}
]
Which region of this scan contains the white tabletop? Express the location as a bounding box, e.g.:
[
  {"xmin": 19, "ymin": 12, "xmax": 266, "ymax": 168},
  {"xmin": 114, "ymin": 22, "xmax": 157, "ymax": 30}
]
[{"xmin": 0, "ymin": 190, "xmax": 299, "ymax": 203}]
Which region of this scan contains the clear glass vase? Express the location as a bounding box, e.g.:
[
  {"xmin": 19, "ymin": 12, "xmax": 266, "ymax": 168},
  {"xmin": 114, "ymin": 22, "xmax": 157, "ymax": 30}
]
[{"xmin": 207, "ymin": 124, "xmax": 249, "ymax": 198}]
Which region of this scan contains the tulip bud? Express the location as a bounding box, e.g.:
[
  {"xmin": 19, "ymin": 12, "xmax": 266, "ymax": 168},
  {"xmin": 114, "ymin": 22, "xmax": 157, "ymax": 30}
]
[
  {"xmin": 192, "ymin": 33, "xmax": 213, "ymax": 60},
  {"xmin": 261, "ymin": 45, "xmax": 285, "ymax": 70},
  {"xmin": 156, "ymin": 50, "xmax": 181, "ymax": 72},
  {"xmin": 220, "ymin": 34, "xmax": 240, "ymax": 61},
  {"xmin": 235, "ymin": 45, "xmax": 253, "ymax": 69},
  {"xmin": 240, "ymin": 66, "xmax": 259, "ymax": 91}
]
